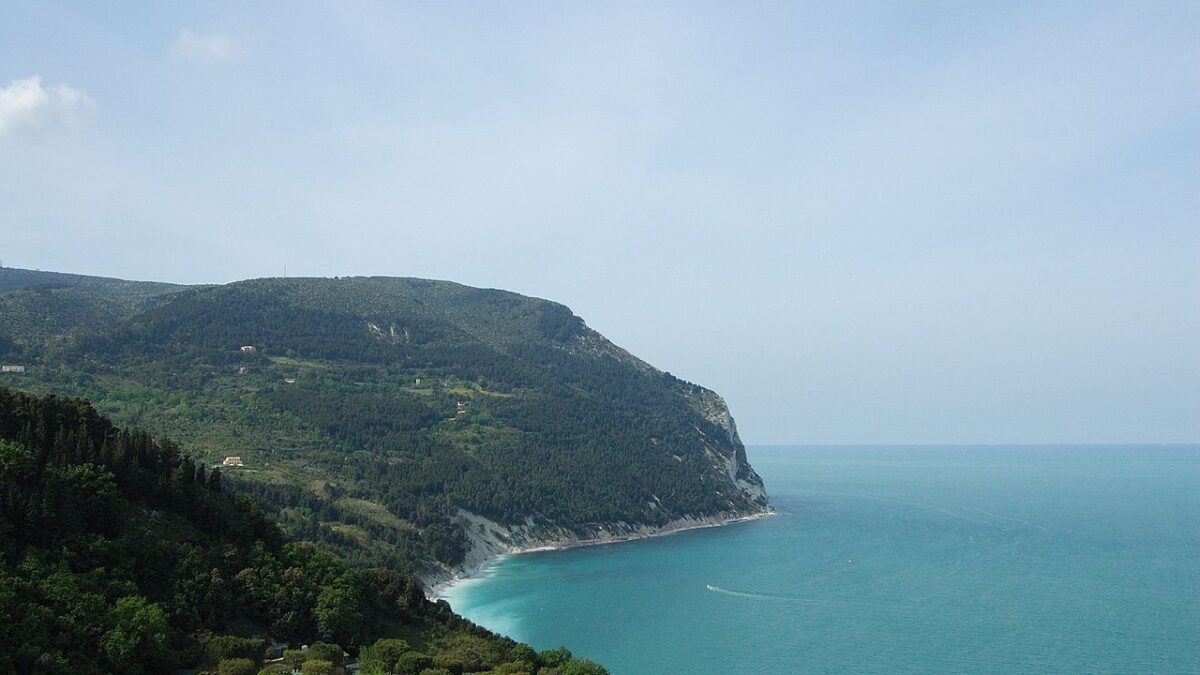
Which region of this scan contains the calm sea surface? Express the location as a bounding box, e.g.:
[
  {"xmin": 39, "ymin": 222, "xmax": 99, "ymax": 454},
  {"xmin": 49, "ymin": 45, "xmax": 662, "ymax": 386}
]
[{"xmin": 441, "ymin": 446, "xmax": 1200, "ymax": 674}]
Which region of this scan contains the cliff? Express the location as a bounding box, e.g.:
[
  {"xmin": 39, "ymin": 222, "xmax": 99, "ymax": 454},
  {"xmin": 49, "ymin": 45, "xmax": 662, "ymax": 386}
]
[{"xmin": 427, "ymin": 388, "xmax": 770, "ymax": 590}]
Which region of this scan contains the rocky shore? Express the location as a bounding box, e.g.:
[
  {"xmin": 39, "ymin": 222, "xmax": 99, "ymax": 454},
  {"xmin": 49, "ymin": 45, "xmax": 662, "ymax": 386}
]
[{"xmin": 424, "ymin": 506, "xmax": 775, "ymax": 599}]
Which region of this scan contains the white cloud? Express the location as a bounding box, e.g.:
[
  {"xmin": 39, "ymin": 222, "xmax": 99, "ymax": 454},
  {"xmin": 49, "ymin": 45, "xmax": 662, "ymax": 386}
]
[
  {"xmin": 0, "ymin": 76, "xmax": 96, "ymax": 141},
  {"xmin": 170, "ymin": 30, "xmax": 243, "ymax": 65}
]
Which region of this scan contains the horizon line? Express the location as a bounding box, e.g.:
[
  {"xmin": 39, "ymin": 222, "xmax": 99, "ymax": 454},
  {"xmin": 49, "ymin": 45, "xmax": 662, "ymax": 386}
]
[{"xmin": 745, "ymin": 442, "xmax": 1200, "ymax": 448}]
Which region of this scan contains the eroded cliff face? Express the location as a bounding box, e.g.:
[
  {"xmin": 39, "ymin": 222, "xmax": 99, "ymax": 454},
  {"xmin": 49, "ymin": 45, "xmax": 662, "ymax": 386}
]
[
  {"xmin": 566, "ymin": 327, "xmax": 656, "ymax": 373},
  {"xmin": 568, "ymin": 327, "xmax": 769, "ymax": 506},
  {"xmin": 427, "ymin": 506, "xmax": 772, "ymax": 594},
  {"xmin": 425, "ymin": 384, "xmax": 772, "ymax": 592},
  {"xmin": 683, "ymin": 386, "xmax": 769, "ymax": 504}
]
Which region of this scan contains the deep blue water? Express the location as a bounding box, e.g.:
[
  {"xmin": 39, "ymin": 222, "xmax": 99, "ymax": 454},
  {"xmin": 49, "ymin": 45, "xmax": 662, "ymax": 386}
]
[{"xmin": 442, "ymin": 446, "xmax": 1200, "ymax": 674}]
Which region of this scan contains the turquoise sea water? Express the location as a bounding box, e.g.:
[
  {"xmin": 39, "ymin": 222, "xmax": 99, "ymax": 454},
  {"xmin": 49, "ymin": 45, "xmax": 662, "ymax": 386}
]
[{"xmin": 442, "ymin": 446, "xmax": 1200, "ymax": 674}]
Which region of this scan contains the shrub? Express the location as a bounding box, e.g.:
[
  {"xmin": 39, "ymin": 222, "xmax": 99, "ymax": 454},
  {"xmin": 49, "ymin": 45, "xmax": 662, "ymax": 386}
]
[
  {"xmin": 306, "ymin": 642, "xmax": 343, "ymax": 667},
  {"xmin": 218, "ymin": 657, "xmax": 259, "ymax": 675},
  {"xmin": 508, "ymin": 644, "xmax": 540, "ymax": 668},
  {"xmin": 206, "ymin": 636, "xmax": 265, "ymax": 666},
  {"xmin": 492, "ymin": 662, "xmax": 533, "ymax": 675},
  {"xmin": 432, "ymin": 653, "xmax": 471, "ymax": 673},
  {"xmin": 394, "ymin": 651, "xmax": 433, "ymax": 675},
  {"xmin": 282, "ymin": 649, "xmax": 306, "ymax": 668},
  {"xmin": 538, "ymin": 647, "xmax": 572, "ymax": 669},
  {"xmin": 301, "ymin": 659, "xmax": 334, "ymax": 675},
  {"xmin": 560, "ymin": 659, "xmax": 609, "ymax": 675},
  {"xmin": 360, "ymin": 637, "xmax": 414, "ymax": 672}
]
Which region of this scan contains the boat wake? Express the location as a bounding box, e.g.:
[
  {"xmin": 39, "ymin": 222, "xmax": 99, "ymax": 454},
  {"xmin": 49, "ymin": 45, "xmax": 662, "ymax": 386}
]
[
  {"xmin": 706, "ymin": 584, "xmax": 930, "ymax": 606},
  {"xmin": 705, "ymin": 584, "xmax": 828, "ymax": 603}
]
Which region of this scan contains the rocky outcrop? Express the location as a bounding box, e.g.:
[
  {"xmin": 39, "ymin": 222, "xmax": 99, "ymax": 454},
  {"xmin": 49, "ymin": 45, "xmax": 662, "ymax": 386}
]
[
  {"xmin": 566, "ymin": 327, "xmax": 657, "ymax": 374},
  {"xmin": 684, "ymin": 386, "xmax": 769, "ymax": 504},
  {"xmin": 571, "ymin": 326, "xmax": 769, "ymax": 507}
]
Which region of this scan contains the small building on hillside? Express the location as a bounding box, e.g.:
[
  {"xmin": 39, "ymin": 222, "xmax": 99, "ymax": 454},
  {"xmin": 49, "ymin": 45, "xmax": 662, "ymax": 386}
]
[
  {"xmin": 0, "ymin": 365, "xmax": 25, "ymax": 373},
  {"xmin": 240, "ymin": 345, "xmax": 256, "ymax": 353},
  {"xmin": 222, "ymin": 456, "xmax": 244, "ymax": 467}
]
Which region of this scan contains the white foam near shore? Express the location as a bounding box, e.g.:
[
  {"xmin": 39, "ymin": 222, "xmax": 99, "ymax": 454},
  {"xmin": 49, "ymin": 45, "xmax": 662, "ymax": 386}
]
[{"xmin": 436, "ymin": 555, "xmax": 527, "ymax": 640}]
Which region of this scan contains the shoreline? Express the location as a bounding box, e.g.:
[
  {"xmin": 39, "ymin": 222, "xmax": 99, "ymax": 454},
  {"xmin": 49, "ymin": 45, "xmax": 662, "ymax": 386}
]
[{"xmin": 426, "ymin": 508, "xmax": 775, "ymax": 601}]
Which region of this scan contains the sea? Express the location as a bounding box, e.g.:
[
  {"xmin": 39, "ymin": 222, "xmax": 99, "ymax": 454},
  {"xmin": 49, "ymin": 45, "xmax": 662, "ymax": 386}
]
[{"xmin": 440, "ymin": 445, "xmax": 1200, "ymax": 674}]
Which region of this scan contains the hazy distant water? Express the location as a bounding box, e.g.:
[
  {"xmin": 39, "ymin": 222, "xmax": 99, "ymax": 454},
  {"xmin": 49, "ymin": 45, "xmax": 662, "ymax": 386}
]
[{"xmin": 442, "ymin": 446, "xmax": 1200, "ymax": 674}]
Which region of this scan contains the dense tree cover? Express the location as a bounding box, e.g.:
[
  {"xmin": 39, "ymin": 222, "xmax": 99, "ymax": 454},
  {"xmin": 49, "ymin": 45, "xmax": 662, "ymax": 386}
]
[
  {"xmin": 0, "ymin": 269, "xmax": 184, "ymax": 350},
  {"xmin": 1, "ymin": 271, "xmax": 767, "ymax": 578},
  {"xmin": 0, "ymin": 267, "xmax": 184, "ymax": 297},
  {"xmin": 0, "ymin": 387, "xmax": 608, "ymax": 674}
]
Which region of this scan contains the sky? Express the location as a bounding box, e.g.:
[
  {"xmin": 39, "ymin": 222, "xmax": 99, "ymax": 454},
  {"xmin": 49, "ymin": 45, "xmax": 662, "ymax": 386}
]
[{"xmin": 1, "ymin": 1, "xmax": 1197, "ymax": 444}]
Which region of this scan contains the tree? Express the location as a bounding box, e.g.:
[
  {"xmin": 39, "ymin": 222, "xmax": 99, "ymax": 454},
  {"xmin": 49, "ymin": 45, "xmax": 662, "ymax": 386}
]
[
  {"xmin": 306, "ymin": 641, "xmax": 343, "ymax": 667},
  {"xmin": 282, "ymin": 649, "xmax": 306, "ymax": 669},
  {"xmin": 359, "ymin": 638, "xmax": 414, "ymax": 673},
  {"xmin": 508, "ymin": 644, "xmax": 540, "ymax": 668},
  {"xmin": 315, "ymin": 576, "xmax": 365, "ymax": 644},
  {"xmin": 101, "ymin": 595, "xmax": 169, "ymax": 674},
  {"xmin": 207, "ymin": 466, "xmax": 222, "ymax": 492},
  {"xmin": 539, "ymin": 646, "xmax": 572, "ymax": 668}
]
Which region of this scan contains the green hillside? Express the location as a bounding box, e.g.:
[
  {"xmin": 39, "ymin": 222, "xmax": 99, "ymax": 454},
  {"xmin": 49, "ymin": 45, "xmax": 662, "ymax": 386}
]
[
  {"xmin": 0, "ymin": 268, "xmax": 768, "ymax": 580},
  {"xmin": 0, "ymin": 269, "xmax": 184, "ymax": 356},
  {"xmin": 0, "ymin": 386, "xmax": 608, "ymax": 675}
]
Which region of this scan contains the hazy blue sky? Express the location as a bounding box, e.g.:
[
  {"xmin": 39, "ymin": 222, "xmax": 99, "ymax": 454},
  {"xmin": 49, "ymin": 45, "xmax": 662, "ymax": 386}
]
[{"xmin": 2, "ymin": 2, "xmax": 1197, "ymax": 443}]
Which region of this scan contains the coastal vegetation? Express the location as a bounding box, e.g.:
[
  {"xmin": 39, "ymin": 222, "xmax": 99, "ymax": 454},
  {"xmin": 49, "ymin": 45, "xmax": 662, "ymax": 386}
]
[
  {"xmin": 0, "ymin": 386, "xmax": 608, "ymax": 674},
  {"xmin": 0, "ymin": 268, "xmax": 767, "ymax": 581}
]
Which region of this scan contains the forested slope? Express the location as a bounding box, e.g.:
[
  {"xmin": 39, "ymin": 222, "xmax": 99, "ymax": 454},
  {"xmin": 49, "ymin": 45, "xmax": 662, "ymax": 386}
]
[
  {"xmin": 0, "ymin": 387, "xmax": 606, "ymax": 675},
  {"xmin": 0, "ymin": 269, "xmax": 768, "ymax": 581}
]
